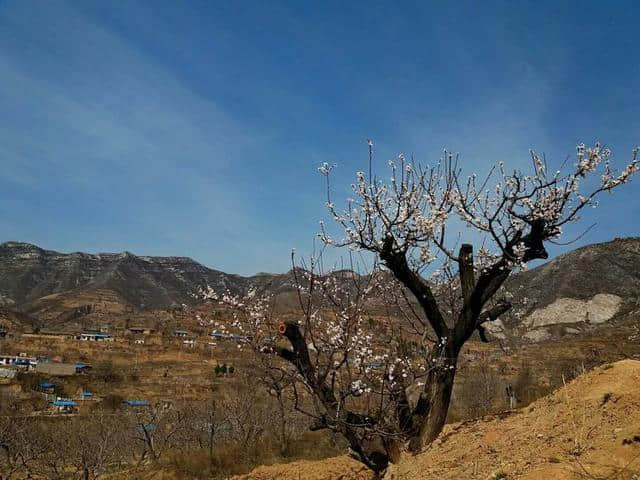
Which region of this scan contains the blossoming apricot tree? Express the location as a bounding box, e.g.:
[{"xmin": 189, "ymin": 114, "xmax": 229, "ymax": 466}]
[{"xmin": 202, "ymin": 142, "xmax": 638, "ymax": 474}]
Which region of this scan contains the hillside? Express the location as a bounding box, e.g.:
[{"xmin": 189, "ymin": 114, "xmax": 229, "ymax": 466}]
[
  {"xmin": 488, "ymin": 237, "xmax": 640, "ymax": 342},
  {"xmin": 1, "ymin": 238, "xmax": 639, "ymax": 337},
  {"xmin": 0, "ymin": 241, "xmax": 256, "ymax": 310},
  {"xmin": 233, "ymin": 360, "xmax": 640, "ymax": 480},
  {"xmin": 509, "ymin": 237, "xmax": 640, "ymax": 307},
  {"xmin": 0, "ymin": 242, "xmax": 351, "ymax": 328}
]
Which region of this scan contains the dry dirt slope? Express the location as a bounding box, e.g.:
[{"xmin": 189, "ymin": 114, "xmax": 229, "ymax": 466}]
[{"xmin": 235, "ymin": 360, "xmax": 640, "ymax": 480}]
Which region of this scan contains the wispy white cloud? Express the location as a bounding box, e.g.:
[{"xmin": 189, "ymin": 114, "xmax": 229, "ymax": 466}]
[
  {"xmin": 0, "ymin": 0, "xmax": 284, "ymax": 272},
  {"xmin": 0, "ymin": 0, "xmax": 638, "ymax": 274}
]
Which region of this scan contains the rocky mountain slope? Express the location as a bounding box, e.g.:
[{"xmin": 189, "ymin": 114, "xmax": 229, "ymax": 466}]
[
  {"xmin": 0, "ymin": 241, "xmax": 257, "ymax": 310},
  {"xmin": 0, "ymin": 238, "xmax": 638, "ymax": 336},
  {"xmin": 487, "ymin": 237, "xmax": 640, "ymax": 342},
  {"xmin": 510, "ymin": 237, "xmax": 640, "ymax": 306}
]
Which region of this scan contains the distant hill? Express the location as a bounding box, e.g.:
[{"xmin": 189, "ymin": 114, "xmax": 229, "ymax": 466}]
[
  {"xmin": 508, "ymin": 236, "xmax": 640, "ymax": 309},
  {"xmin": 489, "ymin": 237, "xmax": 640, "ymax": 341},
  {"xmin": 0, "ymin": 238, "xmax": 639, "ymax": 338},
  {"xmin": 0, "ymin": 241, "xmax": 253, "ymax": 310}
]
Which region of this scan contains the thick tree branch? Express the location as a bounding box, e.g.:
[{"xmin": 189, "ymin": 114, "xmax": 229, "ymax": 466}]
[
  {"xmin": 477, "ymin": 299, "xmax": 512, "ymax": 325},
  {"xmin": 379, "ymin": 236, "xmax": 449, "ymax": 338},
  {"xmin": 455, "ymin": 221, "xmax": 549, "ymax": 344},
  {"xmin": 458, "ymin": 244, "xmax": 475, "ymax": 306},
  {"xmin": 278, "ymin": 322, "xmax": 378, "ymax": 431},
  {"xmin": 278, "ymin": 321, "xmax": 338, "ymax": 411},
  {"xmin": 390, "ymin": 383, "xmax": 414, "ymax": 435},
  {"xmin": 476, "ymin": 299, "xmax": 512, "ymax": 342}
]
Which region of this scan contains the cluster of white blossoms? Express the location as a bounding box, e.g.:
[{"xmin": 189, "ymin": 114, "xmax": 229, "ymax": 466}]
[
  {"xmin": 195, "ymin": 313, "xmax": 214, "ymax": 327},
  {"xmin": 350, "ymin": 379, "xmax": 370, "ymax": 396},
  {"xmin": 197, "ymin": 285, "xmax": 275, "ymax": 350},
  {"xmin": 319, "ymin": 143, "xmax": 638, "ymax": 273},
  {"xmin": 197, "ymin": 261, "xmax": 451, "ymax": 405},
  {"xmin": 629, "ymin": 324, "xmax": 640, "ymax": 342}
]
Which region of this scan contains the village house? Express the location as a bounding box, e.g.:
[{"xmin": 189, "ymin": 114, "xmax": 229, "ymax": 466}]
[
  {"xmin": 22, "ymin": 331, "xmax": 75, "ymax": 340},
  {"xmin": 34, "ymin": 362, "xmax": 91, "ymax": 376},
  {"xmin": 79, "ymin": 331, "xmax": 113, "ymax": 341},
  {"xmin": 51, "ymin": 398, "xmax": 77, "ymax": 414},
  {"xmin": 75, "ymin": 362, "xmax": 92, "ymax": 373},
  {"xmin": 77, "ymin": 388, "xmax": 93, "ymax": 400},
  {"xmin": 0, "ymin": 355, "xmax": 37, "ymax": 370},
  {"xmin": 39, "ymin": 382, "xmax": 56, "ymax": 394},
  {"xmin": 0, "ymin": 367, "xmax": 17, "ymax": 380},
  {"xmin": 209, "ymin": 331, "xmax": 249, "ymax": 342}
]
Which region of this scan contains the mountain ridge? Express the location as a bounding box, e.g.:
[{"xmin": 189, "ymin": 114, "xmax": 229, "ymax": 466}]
[
  {"xmin": 1, "ymin": 238, "xmax": 639, "ymax": 339},
  {"xmin": 0, "ymin": 241, "xmax": 255, "ymax": 310}
]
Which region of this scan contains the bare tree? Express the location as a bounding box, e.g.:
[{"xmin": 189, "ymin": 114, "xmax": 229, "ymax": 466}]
[
  {"xmin": 203, "ymin": 142, "xmax": 639, "ymax": 474},
  {"xmin": 0, "ymin": 411, "xmax": 58, "ymax": 480},
  {"xmin": 125, "ymin": 402, "xmax": 192, "ymax": 465},
  {"xmin": 187, "ymin": 397, "xmax": 224, "ymax": 470},
  {"xmin": 24, "ymin": 421, "xmax": 69, "ymax": 480},
  {"xmin": 254, "ymin": 354, "xmax": 303, "ymax": 456},
  {"xmin": 0, "ymin": 414, "xmax": 28, "ymax": 480},
  {"xmin": 65, "ymin": 414, "xmax": 126, "ymax": 480},
  {"xmin": 222, "ymin": 385, "xmax": 270, "ymax": 456},
  {"xmin": 454, "ymin": 352, "xmax": 503, "ymax": 419}
]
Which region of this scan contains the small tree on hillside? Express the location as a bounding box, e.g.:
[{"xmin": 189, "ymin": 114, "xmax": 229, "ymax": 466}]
[{"xmin": 203, "ymin": 142, "xmax": 638, "ymax": 474}]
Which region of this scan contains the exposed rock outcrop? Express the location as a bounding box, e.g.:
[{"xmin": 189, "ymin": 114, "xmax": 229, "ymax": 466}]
[
  {"xmin": 501, "ymin": 237, "xmax": 640, "ymax": 342},
  {"xmin": 525, "ymin": 293, "xmax": 623, "ymax": 328},
  {"xmin": 0, "ymin": 241, "xmax": 251, "ymax": 310}
]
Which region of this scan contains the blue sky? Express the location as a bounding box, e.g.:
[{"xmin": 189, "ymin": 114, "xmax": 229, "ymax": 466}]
[{"xmin": 1, "ymin": 0, "xmax": 639, "ymax": 275}]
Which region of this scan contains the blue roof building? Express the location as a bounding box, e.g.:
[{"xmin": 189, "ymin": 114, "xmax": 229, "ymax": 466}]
[
  {"xmin": 75, "ymin": 362, "xmax": 93, "ymax": 373},
  {"xmin": 208, "ymin": 332, "xmax": 248, "ymax": 342},
  {"xmin": 52, "ymin": 398, "xmax": 78, "ymax": 413},
  {"xmin": 124, "ymin": 400, "xmax": 150, "ymax": 407}
]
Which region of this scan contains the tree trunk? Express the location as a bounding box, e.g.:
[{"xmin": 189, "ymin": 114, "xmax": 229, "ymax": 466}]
[
  {"xmin": 342, "ymin": 429, "xmax": 389, "ymax": 475},
  {"xmin": 276, "ymin": 395, "xmax": 288, "ymax": 456},
  {"xmin": 408, "ymin": 345, "xmax": 458, "ymax": 453},
  {"xmin": 411, "ymin": 367, "xmax": 456, "ymax": 451},
  {"xmin": 208, "ymin": 427, "xmax": 215, "ymax": 470},
  {"xmin": 142, "ymin": 427, "xmax": 157, "ymax": 461}
]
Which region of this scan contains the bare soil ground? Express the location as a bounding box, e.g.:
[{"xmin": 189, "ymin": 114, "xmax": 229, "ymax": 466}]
[
  {"xmin": 230, "ymin": 456, "xmax": 374, "ymax": 480},
  {"xmin": 234, "ymin": 360, "xmax": 640, "ymax": 480}
]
